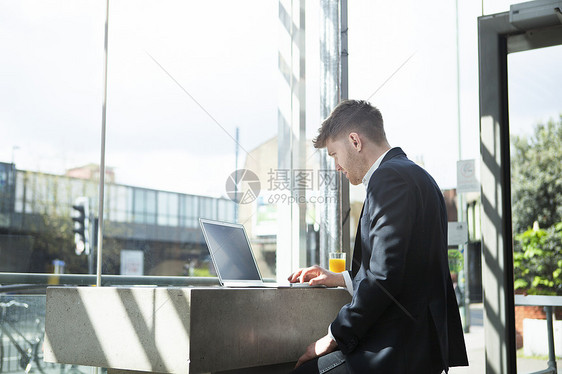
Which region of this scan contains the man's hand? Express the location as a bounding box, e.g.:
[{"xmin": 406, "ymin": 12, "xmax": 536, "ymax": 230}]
[
  {"xmin": 288, "ymin": 265, "xmax": 345, "ymax": 288},
  {"xmin": 295, "ymin": 335, "xmax": 338, "ymax": 368}
]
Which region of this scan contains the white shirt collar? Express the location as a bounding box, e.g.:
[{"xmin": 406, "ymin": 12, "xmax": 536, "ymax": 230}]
[{"xmin": 362, "ymin": 149, "xmax": 391, "ymax": 189}]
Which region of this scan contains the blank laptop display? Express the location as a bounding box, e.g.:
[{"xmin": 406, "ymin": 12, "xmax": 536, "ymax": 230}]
[
  {"xmin": 199, "ymin": 218, "xmax": 264, "ymax": 287},
  {"xmin": 199, "ymin": 218, "xmax": 321, "ymax": 288}
]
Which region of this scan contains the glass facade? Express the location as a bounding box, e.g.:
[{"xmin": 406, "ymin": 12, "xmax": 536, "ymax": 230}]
[{"xmin": 1, "ymin": 1, "xmax": 560, "ymax": 372}]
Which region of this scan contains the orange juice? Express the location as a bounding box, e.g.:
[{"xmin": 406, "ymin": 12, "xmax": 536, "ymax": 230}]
[{"xmin": 329, "ymin": 258, "xmax": 346, "ymax": 273}]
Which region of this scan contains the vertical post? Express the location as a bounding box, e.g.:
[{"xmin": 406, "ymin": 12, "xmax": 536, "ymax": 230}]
[
  {"xmin": 478, "ymin": 12, "xmax": 518, "ymax": 374},
  {"xmin": 339, "ymin": 0, "xmax": 350, "ymax": 261},
  {"xmin": 545, "ymin": 306, "xmax": 557, "ymax": 371},
  {"xmin": 296, "ymin": 0, "xmax": 307, "ymax": 270},
  {"xmin": 277, "ymin": 0, "xmax": 306, "ymax": 277},
  {"xmin": 234, "ymin": 127, "xmax": 239, "ymax": 222},
  {"xmin": 319, "ymin": 0, "xmax": 343, "ymax": 269},
  {"xmin": 97, "ymin": 0, "xmax": 110, "ymax": 288},
  {"xmin": 455, "ymin": 0, "xmax": 470, "ymax": 332},
  {"xmin": 340, "ymin": 0, "xmax": 348, "ymax": 102}
]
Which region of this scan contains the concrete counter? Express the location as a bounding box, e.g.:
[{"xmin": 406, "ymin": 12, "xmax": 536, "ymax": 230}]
[{"xmin": 44, "ymin": 286, "xmax": 351, "ymax": 373}]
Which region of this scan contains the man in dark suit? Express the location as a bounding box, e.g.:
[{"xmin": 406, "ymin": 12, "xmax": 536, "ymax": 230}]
[{"xmin": 289, "ymin": 100, "xmax": 468, "ymax": 373}]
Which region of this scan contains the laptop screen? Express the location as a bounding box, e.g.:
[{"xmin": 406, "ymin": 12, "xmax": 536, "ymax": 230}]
[{"xmin": 200, "ymin": 219, "xmax": 262, "ymax": 282}]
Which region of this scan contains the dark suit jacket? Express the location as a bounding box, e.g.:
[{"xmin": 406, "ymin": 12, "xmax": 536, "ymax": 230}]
[{"xmin": 331, "ymin": 147, "xmax": 468, "ymax": 373}]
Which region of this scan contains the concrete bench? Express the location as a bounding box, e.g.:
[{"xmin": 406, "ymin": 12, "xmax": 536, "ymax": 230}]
[{"xmin": 44, "ymin": 286, "xmax": 351, "ymax": 374}]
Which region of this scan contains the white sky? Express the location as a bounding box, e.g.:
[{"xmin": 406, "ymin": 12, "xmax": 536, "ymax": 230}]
[{"xmin": 0, "ymin": 0, "xmax": 561, "ymax": 198}]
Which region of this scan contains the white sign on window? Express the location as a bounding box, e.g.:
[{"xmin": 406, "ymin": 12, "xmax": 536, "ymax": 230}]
[
  {"xmin": 448, "ymin": 222, "xmax": 468, "ymax": 246},
  {"xmin": 120, "ymin": 249, "xmax": 144, "ymax": 275},
  {"xmin": 457, "ymin": 159, "xmax": 480, "ymax": 194}
]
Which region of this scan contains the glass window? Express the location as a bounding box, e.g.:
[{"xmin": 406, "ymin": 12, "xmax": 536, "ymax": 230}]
[
  {"xmin": 2, "ymin": 2, "xmax": 539, "ymax": 284},
  {"xmin": 157, "ymin": 191, "xmax": 178, "ymax": 227},
  {"xmin": 114, "ymin": 185, "xmax": 133, "ymax": 223},
  {"xmin": 179, "ymin": 194, "xmax": 199, "ymax": 229},
  {"xmin": 199, "ymin": 198, "xmax": 217, "ymax": 221},
  {"xmin": 97, "ymin": 0, "xmax": 281, "ymax": 277},
  {"xmin": 132, "ymin": 188, "xmax": 157, "ymax": 225},
  {"xmin": 217, "ymin": 198, "xmax": 236, "ymax": 223},
  {"xmin": 0, "ymin": 0, "xmax": 102, "ymax": 276},
  {"xmin": 508, "ymin": 45, "xmax": 562, "ymax": 299},
  {"xmin": 14, "ymin": 171, "xmax": 25, "ymax": 214}
]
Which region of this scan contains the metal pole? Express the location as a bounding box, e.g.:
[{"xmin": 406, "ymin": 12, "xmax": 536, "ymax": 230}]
[
  {"xmin": 234, "ymin": 127, "xmax": 239, "ymax": 221},
  {"xmin": 455, "ymin": 0, "xmax": 470, "ymax": 333},
  {"xmin": 455, "ymin": 0, "xmax": 461, "ymax": 172},
  {"xmin": 319, "ymin": 0, "xmax": 342, "ymax": 269},
  {"xmin": 339, "ymin": 0, "xmax": 350, "ymax": 261},
  {"xmin": 545, "ymin": 306, "xmax": 557, "ymax": 372},
  {"xmin": 340, "ymin": 0, "xmax": 348, "ymax": 101},
  {"xmin": 97, "ymin": 0, "xmax": 110, "ymax": 288}
]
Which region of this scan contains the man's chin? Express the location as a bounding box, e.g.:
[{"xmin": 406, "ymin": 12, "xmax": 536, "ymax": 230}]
[
  {"xmin": 343, "ymin": 173, "xmax": 361, "ymax": 185},
  {"xmin": 348, "ymin": 178, "xmax": 362, "ymax": 186}
]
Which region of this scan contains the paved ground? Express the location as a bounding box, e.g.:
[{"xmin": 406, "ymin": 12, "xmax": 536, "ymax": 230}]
[{"xmin": 450, "ymin": 303, "xmax": 560, "ymax": 374}]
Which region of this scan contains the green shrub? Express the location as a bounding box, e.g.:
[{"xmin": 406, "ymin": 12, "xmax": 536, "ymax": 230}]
[
  {"xmin": 513, "ymin": 222, "xmax": 562, "ymax": 295},
  {"xmin": 448, "ymin": 249, "xmax": 464, "ymax": 274}
]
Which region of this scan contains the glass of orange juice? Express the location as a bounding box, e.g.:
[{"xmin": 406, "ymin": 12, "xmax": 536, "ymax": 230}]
[{"xmin": 329, "ymin": 252, "xmax": 346, "ymax": 273}]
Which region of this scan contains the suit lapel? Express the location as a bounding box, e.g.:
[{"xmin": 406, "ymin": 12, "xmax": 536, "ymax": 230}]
[{"xmin": 351, "ymin": 204, "xmax": 364, "ymax": 277}]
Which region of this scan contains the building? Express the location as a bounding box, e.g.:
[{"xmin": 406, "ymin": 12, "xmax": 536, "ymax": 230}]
[{"xmin": 0, "ymin": 162, "xmax": 235, "ymax": 275}]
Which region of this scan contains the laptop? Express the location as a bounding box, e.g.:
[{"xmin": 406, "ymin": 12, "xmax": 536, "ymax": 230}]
[{"xmin": 199, "ymin": 218, "xmax": 317, "ymax": 288}]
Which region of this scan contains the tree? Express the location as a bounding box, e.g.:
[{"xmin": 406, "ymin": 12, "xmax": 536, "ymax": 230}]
[
  {"xmin": 514, "ymin": 222, "xmax": 562, "ymax": 295},
  {"xmin": 511, "ymin": 116, "xmax": 562, "ymax": 233}
]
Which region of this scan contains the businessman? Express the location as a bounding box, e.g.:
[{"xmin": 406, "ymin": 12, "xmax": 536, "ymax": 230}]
[{"xmin": 289, "ymin": 100, "xmax": 468, "ymax": 373}]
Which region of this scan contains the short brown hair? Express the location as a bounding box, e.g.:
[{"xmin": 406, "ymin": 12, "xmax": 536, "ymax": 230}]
[{"xmin": 313, "ymin": 100, "xmax": 386, "ymax": 148}]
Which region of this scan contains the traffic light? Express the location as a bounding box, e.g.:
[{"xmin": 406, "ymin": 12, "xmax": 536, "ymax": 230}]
[{"xmin": 72, "ymin": 197, "xmax": 90, "ymax": 255}]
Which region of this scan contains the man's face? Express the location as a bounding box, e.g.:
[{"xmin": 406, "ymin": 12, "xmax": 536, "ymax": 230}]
[{"xmin": 326, "ymin": 136, "xmax": 364, "ymax": 185}]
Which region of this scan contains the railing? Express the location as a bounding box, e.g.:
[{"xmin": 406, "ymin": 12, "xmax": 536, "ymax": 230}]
[
  {"xmin": 0, "ymin": 273, "xmax": 220, "ymax": 291},
  {"xmin": 514, "ymin": 294, "xmax": 562, "ymax": 374},
  {"xmin": 0, "ymin": 274, "xmax": 221, "ymax": 373}
]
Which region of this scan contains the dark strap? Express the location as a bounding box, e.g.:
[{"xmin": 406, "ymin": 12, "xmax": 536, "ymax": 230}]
[{"xmin": 351, "ymin": 205, "xmax": 364, "ymax": 278}]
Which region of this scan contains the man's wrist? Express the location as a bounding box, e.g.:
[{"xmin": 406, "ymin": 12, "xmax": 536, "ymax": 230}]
[
  {"xmin": 328, "ymin": 324, "xmax": 336, "ymax": 342},
  {"xmin": 342, "ymin": 271, "xmax": 353, "ymax": 295}
]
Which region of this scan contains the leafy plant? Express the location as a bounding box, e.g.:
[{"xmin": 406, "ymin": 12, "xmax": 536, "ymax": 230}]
[
  {"xmin": 513, "ymin": 222, "xmax": 562, "ymax": 295},
  {"xmin": 448, "ymin": 249, "xmax": 464, "ymax": 274},
  {"xmin": 511, "ymin": 117, "xmax": 562, "ymax": 233}
]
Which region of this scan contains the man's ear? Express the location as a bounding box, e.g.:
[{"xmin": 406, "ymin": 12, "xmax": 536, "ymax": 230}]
[{"xmin": 348, "ymin": 132, "xmax": 362, "ymax": 152}]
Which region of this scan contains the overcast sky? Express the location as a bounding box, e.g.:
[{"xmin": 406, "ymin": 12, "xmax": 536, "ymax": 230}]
[{"xmin": 1, "ymin": 0, "xmax": 560, "ymax": 198}]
